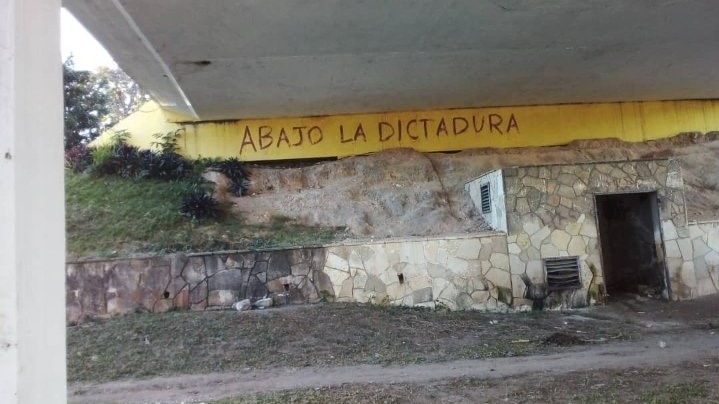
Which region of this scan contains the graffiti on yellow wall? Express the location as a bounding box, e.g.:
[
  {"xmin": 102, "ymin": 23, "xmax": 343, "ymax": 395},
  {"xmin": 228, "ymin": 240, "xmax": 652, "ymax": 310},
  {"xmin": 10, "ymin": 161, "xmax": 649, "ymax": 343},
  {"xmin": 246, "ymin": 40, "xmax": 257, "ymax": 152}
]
[{"xmin": 98, "ymin": 100, "xmax": 719, "ymax": 161}]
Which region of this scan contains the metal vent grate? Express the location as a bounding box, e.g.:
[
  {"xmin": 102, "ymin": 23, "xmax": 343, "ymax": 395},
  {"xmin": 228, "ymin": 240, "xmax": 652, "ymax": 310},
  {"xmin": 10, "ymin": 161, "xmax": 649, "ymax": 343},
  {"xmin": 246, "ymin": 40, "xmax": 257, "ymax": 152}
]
[
  {"xmin": 480, "ymin": 183, "xmax": 491, "ymax": 214},
  {"xmin": 544, "ymin": 257, "xmax": 581, "ymax": 291}
]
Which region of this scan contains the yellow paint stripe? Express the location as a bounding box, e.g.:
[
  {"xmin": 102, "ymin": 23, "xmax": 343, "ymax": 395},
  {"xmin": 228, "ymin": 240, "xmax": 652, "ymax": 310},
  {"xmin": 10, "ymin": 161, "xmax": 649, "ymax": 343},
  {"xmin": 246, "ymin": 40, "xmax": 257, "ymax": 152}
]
[{"xmin": 97, "ymin": 100, "xmax": 719, "ymax": 161}]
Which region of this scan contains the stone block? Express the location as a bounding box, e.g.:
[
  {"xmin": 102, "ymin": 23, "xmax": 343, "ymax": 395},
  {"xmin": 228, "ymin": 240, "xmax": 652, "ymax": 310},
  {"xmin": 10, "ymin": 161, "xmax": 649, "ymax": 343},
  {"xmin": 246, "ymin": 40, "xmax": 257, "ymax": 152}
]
[
  {"xmin": 208, "ymin": 269, "xmax": 244, "ymax": 291},
  {"xmin": 403, "ymin": 287, "xmax": 433, "ymax": 306},
  {"xmin": 551, "ymin": 230, "xmax": 571, "ymax": 251},
  {"xmin": 489, "ymin": 253, "xmax": 510, "ymax": 271},
  {"xmin": 325, "ymin": 252, "xmax": 349, "ymax": 271},
  {"xmin": 567, "ymin": 236, "xmax": 587, "ymax": 256},
  {"xmin": 447, "ymin": 257, "xmax": 469, "ymax": 275},
  {"xmin": 541, "ymin": 243, "xmax": 560, "ymax": 258},
  {"xmin": 530, "ymin": 226, "xmax": 551, "ymax": 248},
  {"xmin": 266, "ymin": 253, "xmax": 292, "ymax": 280},
  {"xmin": 453, "ymin": 238, "xmax": 482, "ymax": 260},
  {"xmin": 323, "ymin": 266, "xmax": 350, "ymax": 288},
  {"xmin": 189, "ymin": 280, "xmax": 207, "ymax": 304},
  {"xmin": 579, "ymin": 221, "xmax": 598, "ymax": 238},
  {"xmin": 182, "ymin": 257, "xmax": 207, "ymax": 284},
  {"xmin": 680, "ymin": 262, "xmax": 697, "ymax": 289},
  {"xmin": 208, "ymin": 290, "xmax": 238, "ymax": 306},
  {"xmin": 484, "ymin": 267, "xmax": 510, "ymax": 288},
  {"xmin": 511, "ymin": 274, "xmax": 526, "ymax": 299},
  {"xmin": 664, "ymin": 240, "xmax": 682, "ymax": 259},
  {"xmin": 708, "ymin": 230, "xmax": 719, "ymax": 252},
  {"xmin": 693, "ymin": 238, "xmax": 711, "ymax": 258},
  {"xmin": 662, "ymin": 221, "xmax": 678, "ymax": 241},
  {"xmin": 509, "ymin": 254, "xmax": 525, "ymax": 275}
]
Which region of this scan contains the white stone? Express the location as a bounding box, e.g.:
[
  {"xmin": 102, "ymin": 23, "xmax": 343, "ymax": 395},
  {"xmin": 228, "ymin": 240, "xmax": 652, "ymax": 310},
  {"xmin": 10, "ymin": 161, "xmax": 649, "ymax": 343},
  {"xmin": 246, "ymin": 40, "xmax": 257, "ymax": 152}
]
[
  {"xmin": 696, "ymin": 277, "xmax": 718, "ymax": 297},
  {"xmin": 511, "ymin": 274, "xmax": 526, "ymax": 299},
  {"xmin": 489, "ymin": 253, "xmax": 510, "ymax": 271},
  {"xmin": 550, "ymin": 230, "xmax": 571, "ymax": 251},
  {"xmin": 447, "ymin": 257, "xmax": 469, "ymax": 275},
  {"xmin": 471, "ymin": 290, "xmax": 490, "ymax": 303},
  {"xmin": 436, "ymin": 248, "xmax": 449, "ymax": 266},
  {"xmin": 662, "ymin": 220, "xmax": 678, "ymax": 241},
  {"xmin": 579, "ymin": 221, "xmax": 598, "ymax": 238},
  {"xmin": 453, "ymin": 238, "xmax": 482, "ymax": 260},
  {"xmin": 431, "ymin": 277, "xmax": 450, "ymax": 296},
  {"xmin": 354, "ymin": 274, "xmax": 368, "ymax": 289},
  {"xmin": 438, "ymin": 282, "xmax": 459, "ymax": 302},
  {"xmin": 232, "ymin": 299, "xmax": 252, "ymax": 311},
  {"xmin": 666, "ymin": 169, "xmax": 683, "ymax": 188},
  {"xmin": 566, "ymin": 221, "xmax": 582, "ymax": 236},
  {"xmin": 481, "ymin": 260, "xmax": 492, "ymax": 272},
  {"xmin": 509, "ymin": 254, "xmax": 526, "ymax": 275},
  {"xmin": 567, "ymin": 236, "xmax": 587, "ymax": 256},
  {"xmin": 506, "ymin": 235, "xmax": 517, "ymax": 243},
  {"xmin": 530, "ymin": 226, "xmax": 551, "ymax": 248},
  {"xmin": 484, "ymin": 267, "xmax": 510, "ymax": 288},
  {"xmin": 407, "ymin": 276, "xmax": 433, "ymax": 292},
  {"xmin": 516, "ymin": 232, "xmax": 531, "ymax": 250},
  {"xmin": 372, "ymin": 248, "xmax": 391, "ymax": 272},
  {"xmin": 664, "ymin": 240, "xmax": 681, "ymax": 259},
  {"xmin": 399, "ymin": 242, "xmax": 425, "ymax": 264},
  {"xmin": 323, "ymin": 266, "xmax": 350, "ymax": 290},
  {"xmin": 677, "ymin": 238, "xmax": 693, "ymax": 260},
  {"xmin": 708, "ymin": 230, "xmax": 719, "ymax": 252},
  {"xmin": 526, "ymin": 261, "xmax": 544, "ymax": 284},
  {"xmin": 254, "ymin": 297, "xmax": 273, "ymax": 309},
  {"xmin": 325, "ymin": 252, "xmax": 349, "ymax": 271},
  {"xmin": 706, "ymin": 251, "xmax": 719, "ymax": 267},
  {"xmin": 523, "ymin": 220, "xmax": 541, "ymax": 236},
  {"xmin": 508, "ymin": 242, "xmax": 521, "ymax": 255},
  {"xmin": 540, "ymin": 243, "xmax": 560, "ymax": 257},
  {"xmin": 689, "ymin": 225, "xmax": 704, "ymax": 240},
  {"xmin": 680, "ymin": 262, "xmax": 697, "ymax": 288},
  {"xmin": 424, "ymin": 241, "xmax": 439, "ymax": 263},
  {"xmin": 348, "ymin": 250, "xmax": 364, "ymax": 270}
]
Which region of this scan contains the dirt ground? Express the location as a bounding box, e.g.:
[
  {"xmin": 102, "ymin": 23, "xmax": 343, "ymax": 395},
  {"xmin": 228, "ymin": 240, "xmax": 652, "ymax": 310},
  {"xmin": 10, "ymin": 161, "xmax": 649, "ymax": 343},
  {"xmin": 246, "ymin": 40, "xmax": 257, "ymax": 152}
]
[
  {"xmin": 68, "ymin": 295, "xmax": 719, "ymax": 404},
  {"xmin": 224, "ymin": 132, "xmax": 719, "ymax": 238}
]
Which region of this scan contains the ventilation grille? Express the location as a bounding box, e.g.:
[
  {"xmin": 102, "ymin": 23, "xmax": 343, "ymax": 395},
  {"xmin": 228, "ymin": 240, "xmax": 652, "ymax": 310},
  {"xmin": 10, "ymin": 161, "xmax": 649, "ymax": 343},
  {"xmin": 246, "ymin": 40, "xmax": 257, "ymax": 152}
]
[
  {"xmin": 544, "ymin": 257, "xmax": 581, "ymax": 291},
  {"xmin": 480, "ymin": 183, "xmax": 491, "ymax": 214}
]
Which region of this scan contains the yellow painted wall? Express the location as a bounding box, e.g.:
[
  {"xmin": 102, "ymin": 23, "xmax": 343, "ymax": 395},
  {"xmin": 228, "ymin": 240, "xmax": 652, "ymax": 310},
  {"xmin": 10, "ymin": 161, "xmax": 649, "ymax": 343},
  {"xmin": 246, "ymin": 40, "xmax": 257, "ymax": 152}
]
[{"xmin": 96, "ymin": 100, "xmax": 719, "ymax": 161}]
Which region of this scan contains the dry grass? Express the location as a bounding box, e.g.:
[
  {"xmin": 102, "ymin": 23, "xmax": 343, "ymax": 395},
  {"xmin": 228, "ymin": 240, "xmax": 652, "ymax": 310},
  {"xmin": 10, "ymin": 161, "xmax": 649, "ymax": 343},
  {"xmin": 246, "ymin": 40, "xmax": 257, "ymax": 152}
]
[{"xmin": 67, "ymin": 303, "xmax": 642, "ymax": 382}]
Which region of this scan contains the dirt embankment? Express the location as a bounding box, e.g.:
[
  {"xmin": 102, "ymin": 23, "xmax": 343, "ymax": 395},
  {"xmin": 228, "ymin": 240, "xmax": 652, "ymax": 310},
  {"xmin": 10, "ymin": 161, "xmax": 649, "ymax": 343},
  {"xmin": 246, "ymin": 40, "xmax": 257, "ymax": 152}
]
[{"xmin": 219, "ymin": 133, "xmax": 719, "ymax": 238}]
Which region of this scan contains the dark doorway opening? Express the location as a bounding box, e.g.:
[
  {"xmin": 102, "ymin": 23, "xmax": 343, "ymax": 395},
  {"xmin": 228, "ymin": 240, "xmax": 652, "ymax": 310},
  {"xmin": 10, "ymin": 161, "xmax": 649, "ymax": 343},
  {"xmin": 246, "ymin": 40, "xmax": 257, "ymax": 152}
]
[{"xmin": 596, "ymin": 192, "xmax": 668, "ymax": 298}]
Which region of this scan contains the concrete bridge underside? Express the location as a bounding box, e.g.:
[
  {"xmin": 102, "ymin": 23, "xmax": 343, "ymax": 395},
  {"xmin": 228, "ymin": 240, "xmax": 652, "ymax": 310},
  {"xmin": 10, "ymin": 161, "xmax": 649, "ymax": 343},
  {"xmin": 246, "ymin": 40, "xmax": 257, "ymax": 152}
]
[{"xmin": 65, "ymin": 0, "xmax": 719, "ymax": 120}]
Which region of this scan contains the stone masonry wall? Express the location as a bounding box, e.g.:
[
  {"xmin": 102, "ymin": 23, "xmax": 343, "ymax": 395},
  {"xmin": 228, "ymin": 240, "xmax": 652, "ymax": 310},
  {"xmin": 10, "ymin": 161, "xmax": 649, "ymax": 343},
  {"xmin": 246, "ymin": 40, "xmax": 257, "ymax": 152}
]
[
  {"xmin": 503, "ymin": 159, "xmax": 686, "ymax": 308},
  {"xmin": 66, "ymin": 248, "xmax": 332, "ymax": 323},
  {"xmin": 664, "ymin": 220, "xmax": 719, "ymax": 298},
  {"xmin": 322, "ymin": 233, "xmax": 516, "ymax": 311}
]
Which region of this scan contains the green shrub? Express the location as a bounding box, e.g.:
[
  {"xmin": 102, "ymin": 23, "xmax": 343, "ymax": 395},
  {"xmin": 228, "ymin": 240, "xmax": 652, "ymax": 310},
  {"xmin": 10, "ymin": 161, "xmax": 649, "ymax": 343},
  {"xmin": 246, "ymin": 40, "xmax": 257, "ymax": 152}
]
[
  {"xmin": 65, "ymin": 144, "xmax": 92, "ymax": 173},
  {"xmin": 212, "ymin": 157, "xmax": 250, "ymax": 196},
  {"xmin": 179, "ymin": 182, "xmax": 219, "ymax": 220}
]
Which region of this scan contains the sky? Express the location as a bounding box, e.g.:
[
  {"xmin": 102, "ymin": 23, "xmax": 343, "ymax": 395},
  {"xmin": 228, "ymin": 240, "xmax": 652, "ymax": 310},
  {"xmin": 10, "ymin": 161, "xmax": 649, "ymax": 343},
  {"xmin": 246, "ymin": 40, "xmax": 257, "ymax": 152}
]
[{"xmin": 61, "ymin": 8, "xmax": 117, "ymax": 71}]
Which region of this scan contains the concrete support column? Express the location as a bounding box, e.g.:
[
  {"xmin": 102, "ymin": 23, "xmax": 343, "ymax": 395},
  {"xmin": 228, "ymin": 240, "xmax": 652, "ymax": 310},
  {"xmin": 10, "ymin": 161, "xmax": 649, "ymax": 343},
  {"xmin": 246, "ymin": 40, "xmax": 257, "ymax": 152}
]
[{"xmin": 0, "ymin": 0, "xmax": 67, "ymax": 402}]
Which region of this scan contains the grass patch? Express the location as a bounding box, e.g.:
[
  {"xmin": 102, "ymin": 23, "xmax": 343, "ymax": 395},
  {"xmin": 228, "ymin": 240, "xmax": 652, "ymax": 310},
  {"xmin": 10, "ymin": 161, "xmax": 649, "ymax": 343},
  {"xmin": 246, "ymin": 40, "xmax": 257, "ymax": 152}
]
[
  {"xmin": 209, "ymin": 372, "xmax": 717, "ymax": 404},
  {"xmin": 65, "ymin": 171, "xmax": 339, "ymax": 259},
  {"xmin": 67, "ymin": 303, "xmax": 642, "ymax": 383}
]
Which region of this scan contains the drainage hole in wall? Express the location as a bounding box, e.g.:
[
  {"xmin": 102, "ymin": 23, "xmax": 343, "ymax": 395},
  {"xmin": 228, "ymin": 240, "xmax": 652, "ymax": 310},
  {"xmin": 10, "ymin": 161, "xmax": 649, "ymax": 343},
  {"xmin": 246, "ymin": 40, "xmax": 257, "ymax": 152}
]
[
  {"xmin": 162, "ymin": 291, "xmax": 170, "ymax": 299},
  {"xmin": 283, "ymin": 283, "xmax": 290, "ymax": 291},
  {"xmin": 398, "ymin": 274, "xmax": 404, "ymax": 284}
]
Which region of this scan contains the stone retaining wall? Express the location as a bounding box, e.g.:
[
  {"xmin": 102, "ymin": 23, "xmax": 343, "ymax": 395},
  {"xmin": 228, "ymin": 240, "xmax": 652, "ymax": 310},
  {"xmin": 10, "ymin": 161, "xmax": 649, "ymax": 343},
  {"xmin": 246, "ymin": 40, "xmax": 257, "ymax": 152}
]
[
  {"xmin": 503, "ymin": 159, "xmax": 685, "ymax": 307},
  {"xmin": 66, "ymin": 248, "xmax": 332, "ymax": 323},
  {"xmin": 65, "ymin": 233, "xmax": 514, "ymax": 322},
  {"xmin": 665, "ymin": 221, "xmax": 719, "ymax": 298},
  {"xmin": 322, "ymin": 233, "xmax": 514, "ymax": 311}
]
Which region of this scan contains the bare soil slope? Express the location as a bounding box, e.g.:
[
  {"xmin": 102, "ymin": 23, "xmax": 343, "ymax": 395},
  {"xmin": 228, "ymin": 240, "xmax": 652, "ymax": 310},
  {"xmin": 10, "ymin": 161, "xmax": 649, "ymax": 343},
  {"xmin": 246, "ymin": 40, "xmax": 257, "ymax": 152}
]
[{"xmin": 222, "ymin": 133, "xmax": 719, "ymax": 238}]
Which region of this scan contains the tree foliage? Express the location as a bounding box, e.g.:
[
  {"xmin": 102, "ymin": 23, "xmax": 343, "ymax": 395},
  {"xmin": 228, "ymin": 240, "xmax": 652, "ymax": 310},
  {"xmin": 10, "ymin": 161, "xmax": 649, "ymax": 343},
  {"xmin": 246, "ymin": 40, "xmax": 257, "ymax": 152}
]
[{"xmin": 63, "ymin": 57, "xmax": 150, "ymax": 149}]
